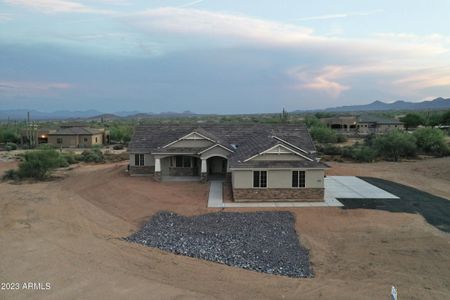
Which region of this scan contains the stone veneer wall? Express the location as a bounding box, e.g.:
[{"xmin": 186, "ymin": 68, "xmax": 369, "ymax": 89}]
[
  {"xmin": 129, "ymin": 166, "xmax": 154, "ymax": 176},
  {"xmin": 232, "ymin": 188, "xmax": 324, "ymax": 202}
]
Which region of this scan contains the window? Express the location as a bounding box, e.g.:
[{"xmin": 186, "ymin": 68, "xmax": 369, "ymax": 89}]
[
  {"xmin": 57, "ymin": 138, "xmax": 63, "ymax": 144},
  {"xmin": 95, "ymin": 137, "xmax": 98, "ymax": 142},
  {"xmin": 292, "ymin": 171, "xmax": 305, "ymax": 188},
  {"xmin": 135, "ymin": 154, "xmax": 144, "ymax": 166},
  {"xmin": 84, "ymin": 138, "xmax": 88, "ymax": 142},
  {"xmin": 175, "ymin": 156, "xmax": 191, "ymax": 168},
  {"xmin": 176, "ymin": 156, "xmax": 183, "ymax": 167},
  {"xmin": 253, "ymin": 171, "xmax": 267, "ymax": 188}
]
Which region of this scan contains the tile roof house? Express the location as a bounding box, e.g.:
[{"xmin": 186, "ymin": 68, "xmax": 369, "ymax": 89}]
[
  {"xmin": 47, "ymin": 126, "xmax": 110, "ymax": 148},
  {"xmin": 320, "ymin": 114, "xmax": 404, "ymax": 135},
  {"xmin": 128, "ymin": 124, "xmax": 328, "ymax": 202}
]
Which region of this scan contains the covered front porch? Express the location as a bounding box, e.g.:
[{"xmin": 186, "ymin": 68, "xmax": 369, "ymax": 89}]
[{"xmin": 154, "ymin": 154, "xmax": 228, "ymax": 182}]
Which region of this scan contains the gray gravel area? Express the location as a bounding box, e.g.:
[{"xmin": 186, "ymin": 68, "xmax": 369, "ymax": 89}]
[{"xmin": 126, "ymin": 211, "xmax": 312, "ymax": 278}]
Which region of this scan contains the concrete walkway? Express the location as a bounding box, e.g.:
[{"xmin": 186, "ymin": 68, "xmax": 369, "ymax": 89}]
[
  {"xmin": 208, "ymin": 181, "xmax": 225, "ymax": 208},
  {"xmin": 207, "ymin": 176, "xmax": 399, "ymax": 208}
]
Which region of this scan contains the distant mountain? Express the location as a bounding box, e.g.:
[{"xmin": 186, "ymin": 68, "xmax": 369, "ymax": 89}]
[
  {"xmin": 322, "ymin": 97, "xmax": 450, "ymax": 112},
  {"xmin": 0, "ymin": 109, "xmax": 103, "ymax": 120},
  {"xmin": 0, "ymin": 109, "xmax": 199, "ymax": 121}
]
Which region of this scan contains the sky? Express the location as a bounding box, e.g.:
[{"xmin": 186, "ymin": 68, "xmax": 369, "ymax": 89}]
[{"xmin": 1, "ymin": 0, "xmax": 450, "ymax": 114}]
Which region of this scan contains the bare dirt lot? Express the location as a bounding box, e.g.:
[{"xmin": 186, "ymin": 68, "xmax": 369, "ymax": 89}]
[{"xmin": 1, "ymin": 159, "xmax": 449, "ymax": 299}]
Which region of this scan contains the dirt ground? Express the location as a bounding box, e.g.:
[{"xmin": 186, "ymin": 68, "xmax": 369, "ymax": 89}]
[{"xmin": 1, "ymin": 159, "xmax": 449, "ymax": 299}]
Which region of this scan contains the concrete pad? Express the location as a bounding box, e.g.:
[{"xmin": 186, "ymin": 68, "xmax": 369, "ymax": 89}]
[{"xmin": 325, "ymin": 176, "xmax": 399, "ymax": 199}]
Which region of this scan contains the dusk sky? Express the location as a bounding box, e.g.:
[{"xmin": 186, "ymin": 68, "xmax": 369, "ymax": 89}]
[{"xmin": 1, "ymin": 0, "xmax": 450, "ymax": 114}]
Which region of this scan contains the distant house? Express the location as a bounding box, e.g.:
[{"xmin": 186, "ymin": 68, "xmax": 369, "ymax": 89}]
[
  {"xmin": 321, "ymin": 114, "xmax": 404, "ymax": 135},
  {"xmin": 128, "ymin": 124, "xmax": 328, "ymax": 202},
  {"xmin": 47, "ymin": 126, "xmax": 110, "ymax": 148}
]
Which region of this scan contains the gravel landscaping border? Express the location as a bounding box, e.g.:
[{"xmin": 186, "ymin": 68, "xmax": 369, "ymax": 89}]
[{"xmin": 126, "ymin": 211, "xmax": 312, "ymax": 278}]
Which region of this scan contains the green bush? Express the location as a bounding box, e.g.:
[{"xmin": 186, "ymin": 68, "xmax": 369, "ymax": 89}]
[
  {"xmin": 336, "ymin": 134, "xmax": 348, "ymax": 143},
  {"xmin": 3, "ymin": 169, "xmax": 20, "ymax": 181},
  {"xmin": 61, "ymin": 152, "xmax": 78, "ymax": 164},
  {"xmin": 319, "ymin": 144, "xmax": 342, "ymax": 155},
  {"xmin": 0, "ymin": 129, "xmax": 20, "ymax": 143},
  {"xmin": 5, "ymin": 142, "xmax": 17, "ymax": 151},
  {"xmin": 80, "ymin": 148, "xmax": 104, "ymax": 163},
  {"xmin": 310, "ymin": 126, "xmax": 338, "ymax": 143},
  {"xmin": 341, "ymin": 145, "xmax": 378, "ymax": 162},
  {"xmin": 400, "ymin": 113, "xmax": 425, "ymax": 129},
  {"xmin": 17, "ymin": 149, "xmax": 63, "ymax": 179},
  {"xmin": 373, "ymin": 130, "xmax": 417, "ymax": 161},
  {"xmin": 413, "ymin": 128, "xmax": 449, "ymax": 156}
]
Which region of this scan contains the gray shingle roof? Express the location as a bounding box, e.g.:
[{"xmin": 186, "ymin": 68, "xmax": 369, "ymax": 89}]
[
  {"xmin": 358, "ymin": 115, "xmax": 402, "ymax": 124},
  {"xmin": 48, "ymin": 127, "xmax": 103, "ymax": 135},
  {"xmin": 129, "ymin": 124, "xmax": 325, "ymax": 168}
]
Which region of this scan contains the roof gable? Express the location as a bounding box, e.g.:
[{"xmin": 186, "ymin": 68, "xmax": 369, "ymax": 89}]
[{"xmin": 244, "ymin": 143, "xmax": 314, "ymax": 162}]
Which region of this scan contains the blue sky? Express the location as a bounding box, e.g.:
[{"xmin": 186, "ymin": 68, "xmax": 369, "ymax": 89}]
[{"xmin": 1, "ymin": 0, "xmax": 450, "ymax": 113}]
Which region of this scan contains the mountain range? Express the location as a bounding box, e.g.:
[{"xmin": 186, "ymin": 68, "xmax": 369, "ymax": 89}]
[{"xmin": 1, "ymin": 98, "xmax": 449, "ymax": 120}]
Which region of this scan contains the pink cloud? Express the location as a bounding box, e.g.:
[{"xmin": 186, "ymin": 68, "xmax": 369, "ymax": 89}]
[{"xmin": 0, "ymin": 80, "xmax": 73, "ymax": 96}]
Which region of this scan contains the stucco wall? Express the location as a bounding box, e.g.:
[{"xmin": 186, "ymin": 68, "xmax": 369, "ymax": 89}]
[
  {"xmin": 200, "ymin": 146, "xmax": 231, "ymax": 159},
  {"xmin": 232, "ymin": 169, "xmax": 325, "ymax": 189},
  {"xmin": 48, "ymin": 135, "xmax": 79, "ymax": 148}
]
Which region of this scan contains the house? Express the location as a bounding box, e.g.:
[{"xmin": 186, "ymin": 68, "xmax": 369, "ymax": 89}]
[
  {"xmin": 47, "ymin": 126, "xmax": 110, "ymax": 148},
  {"xmin": 321, "ymin": 114, "xmax": 404, "ymax": 135},
  {"xmin": 128, "ymin": 124, "xmax": 328, "ymax": 202}
]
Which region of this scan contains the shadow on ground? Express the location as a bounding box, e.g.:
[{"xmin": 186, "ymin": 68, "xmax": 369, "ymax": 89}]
[{"xmin": 339, "ymin": 177, "xmax": 450, "ymax": 233}]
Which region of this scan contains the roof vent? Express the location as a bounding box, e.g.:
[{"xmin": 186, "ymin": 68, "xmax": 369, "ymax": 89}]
[{"xmin": 231, "ymin": 144, "xmax": 238, "ymax": 149}]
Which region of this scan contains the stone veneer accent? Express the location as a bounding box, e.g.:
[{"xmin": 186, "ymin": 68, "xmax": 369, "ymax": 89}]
[
  {"xmin": 232, "ymin": 188, "xmax": 324, "ymax": 202},
  {"xmin": 129, "ymin": 166, "xmax": 154, "ymax": 176},
  {"xmin": 169, "ymin": 167, "xmax": 198, "ymax": 176}
]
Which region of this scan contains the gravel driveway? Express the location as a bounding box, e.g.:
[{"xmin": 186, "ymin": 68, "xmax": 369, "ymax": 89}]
[{"xmin": 126, "ymin": 211, "xmax": 312, "ymax": 278}]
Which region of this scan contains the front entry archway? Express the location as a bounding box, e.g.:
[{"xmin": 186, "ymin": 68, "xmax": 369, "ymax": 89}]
[{"xmin": 207, "ymin": 156, "xmax": 227, "ymax": 179}]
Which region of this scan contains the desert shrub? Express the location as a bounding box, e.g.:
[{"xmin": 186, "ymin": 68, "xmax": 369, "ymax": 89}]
[
  {"xmin": 61, "ymin": 152, "xmax": 78, "ymax": 164},
  {"xmin": 3, "ymin": 169, "xmax": 20, "ymax": 181},
  {"xmin": 310, "ymin": 126, "xmax": 338, "ymax": 143},
  {"xmin": 5, "ymin": 142, "xmax": 17, "ymax": 151},
  {"xmin": 80, "ymin": 148, "xmax": 104, "ymax": 163},
  {"xmin": 373, "ymin": 130, "xmax": 417, "ymax": 161},
  {"xmin": 400, "ymin": 113, "xmax": 425, "ymax": 129},
  {"xmin": 319, "ymin": 144, "xmax": 342, "ymax": 155},
  {"xmin": 341, "ymin": 145, "xmax": 378, "ymax": 162},
  {"xmin": 17, "ymin": 149, "xmax": 63, "ymax": 179},
  {"xmin": 351, "ymin": 146, "xmax": 378, "ymax": 162},
  {"xmin": 413, "ymin": 128, "xmax": 449, "ymax": 156},
  {"xmin": 0, "ymin": 129, "xmax": 20, "ymax": 143},
  {"xmin": 112, "ymin": 144, "xmax": 124, "ymax": 150},
  {"xmin": 336, "ymin": 134, "xmax": 348, "ymax": 143}
]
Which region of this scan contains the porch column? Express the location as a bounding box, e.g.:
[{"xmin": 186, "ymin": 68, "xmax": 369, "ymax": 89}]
[
  {"xmin": 200, "ymin": 158, "xmax": 207, "ymax": 182},
  {"xmin": 154, "ymin": 157, "xmax": 161, "ymax": 181}
]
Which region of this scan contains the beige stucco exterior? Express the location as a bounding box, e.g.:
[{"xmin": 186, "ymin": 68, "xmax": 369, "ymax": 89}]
[
  {"xmin": 48, "ymin": 133, "xmax": 103, "ymax": 148},
  {"xmin": 232, "ymin": 169, "xmax": 324, "ymax": 189}
]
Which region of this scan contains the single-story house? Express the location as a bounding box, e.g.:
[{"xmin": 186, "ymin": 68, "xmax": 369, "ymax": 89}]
[
  {"xmin": 47, "ymin": 126, "xmax": 109, "ymax": 148},
  {"xmin": 128, "ymin": 124, "xmax": 328, "ymax": 202},
  {"xmin": 321, "ymin": 114, "xmax": 404, "ymax": 135}
]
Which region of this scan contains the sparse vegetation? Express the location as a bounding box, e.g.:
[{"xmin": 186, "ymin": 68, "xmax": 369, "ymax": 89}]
[{"xmin": 413, "ymin": 128, "xmax": 449, "ymax": 156}]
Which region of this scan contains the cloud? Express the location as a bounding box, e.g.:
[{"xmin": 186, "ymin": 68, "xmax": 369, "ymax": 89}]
[
  {"xmin": 125, "ymin": 7, "xmax": 314, "ymax": 45},
  {"xmin": 294, "ymin": 9, "xmax": 383, "ymax": 21},
  {"xmin": 287, "ymin": 66, "xmax": 350, "ymax": 97},
  {"xmin": 0, "ymin": 13, "xmax": 14, "ymax": 21},
  {"xmin": 0, "ymin": 80, "xmax": 73, "ymax": 95},
  {"xmin": 4, "ymin": 0, "xmax": 113, "ymax": 14},
  {"xmin": 178, "ymin": 0, "xmax": 205, "ymax": 8}
]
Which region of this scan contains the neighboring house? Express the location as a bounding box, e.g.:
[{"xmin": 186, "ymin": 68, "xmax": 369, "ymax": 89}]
[
  {"xmin": 128, "ymin": 124, "xmax": 328, "ymax": 202},
  {"xmin": 47, "ymin": 127, "xmax": 109, "ymax": 148},
  {"xmin": 321, "ymin": 114, "xmax": 404, "ymax": 135}
]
